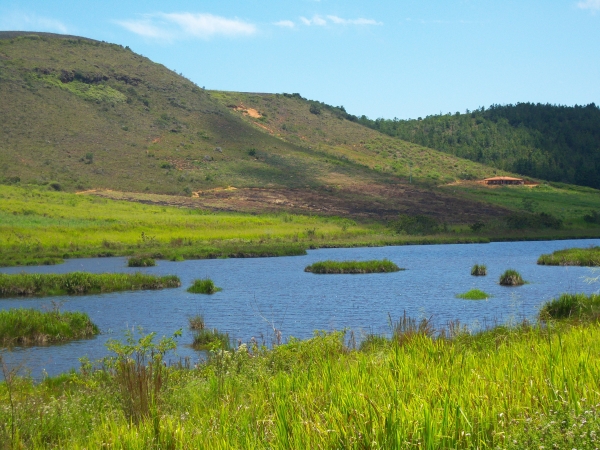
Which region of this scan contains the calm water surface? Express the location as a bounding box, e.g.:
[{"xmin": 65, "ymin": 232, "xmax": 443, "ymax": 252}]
[{"xmin": 1, "ymin": 238, "xmax": 599, "ymax": 378}]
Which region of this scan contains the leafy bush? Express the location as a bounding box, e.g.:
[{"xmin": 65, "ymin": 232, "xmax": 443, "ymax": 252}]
[
  {"xmin": 309, "ymin": 104, "xmax": 321, "ymax": 115},
  {"xmin": 505, "ymin": 212, "xmax": 562, "ymax": 230},
  {"xmin": 583, "ymin": 210, "xmax": 600, "ymax": 224},
  {"xmin": 390, "ymin": 214, "xmax": 441, "ymax": 235}
]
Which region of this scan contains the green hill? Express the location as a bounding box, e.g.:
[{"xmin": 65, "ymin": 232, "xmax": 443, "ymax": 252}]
[
  {"xmin": 358, "ymin": 103, "xmax": 600, "ymax": 189},
  {"xmin": 0, "ymin": 31, "xmax": 517, "ymax": 223}
]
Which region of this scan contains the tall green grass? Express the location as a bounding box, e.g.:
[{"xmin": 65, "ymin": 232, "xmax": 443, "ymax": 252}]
[
  {"xmin": 470, "ymin": 264, "xmax": 487, "ymax": 276},
  {"xmin": 187, "ymin": 278, "xmax": 221, "ymax": 294},
  {"xmin": 499, "ymin": 269, "xmax": 526, "ymax": 286},
  {"xmin": 305, "ymin": 259, "xmax": 402, "ymax": 274},
  {"xmin": 538, "ymin": 246, "xmax": 600, "ymax": 266},
  {"xmin": 540, "ymin": 292, "xmax": 600, "ymax": 320},
  {"xmin": 1, "ymin": 318, "xmax": 600, "ymax": 448},
  {"xmin": 0, "ymin": 272, "xmax": 180, "ymax": 297},
  {"xmin": 127, "ymin": 256, "xmax": 156, "ymax": 267},
  {"xmin": 0, "ymin": 308, "xmax": 99, "ymax": 346}
]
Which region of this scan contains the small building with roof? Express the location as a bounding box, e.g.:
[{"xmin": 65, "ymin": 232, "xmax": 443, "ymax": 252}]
[{"xmin": 482, "ymin": 176, "xmax": 524, "ymax": 185}]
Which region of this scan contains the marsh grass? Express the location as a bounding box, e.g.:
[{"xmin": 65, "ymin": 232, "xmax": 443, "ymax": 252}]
[
  {"xmin": 0, "ymin": 308, "xmax": 99, "ymax": 346},
  {"xmin": 537, "ymin": 246, "xmax": 600, "ymax": 266},
  {"xmin": 188, "ymin": 315, "xmax": 205, "ymax": 331},
  {"xmin": 471, "ymin": 264, "xmax": 487, "ymax": 276},
  {"xmin": 127, "ymin": 256, "xmax": 156, "ymax": 267},
  {"xmin": 187, "ymin": 278, "xmax": 221, "ymax": 294},
  {"xmin": 0, "ymin": 272, "xmax": 180, "ymax": 297},
  {"xmin": 2, "ymin": 312, "xmax": 600, "ymax": 448},
  {"xmin": 539, "ymin": 292, "xmax": 600, "ymax": 320},
  {"xmin": 499, "ymin": 269, "xmax": 526, "ymax": 286},
  {"xmin": 305, "ymin": 259, "xmax": 402, "ymax": 274},
  {"xmin": 192, "ymin": 328, "xmax": 230, "ymax": 350},
  {"xmin": 456, "ymin": 289, "xmax": 490, "ymax": 300}
]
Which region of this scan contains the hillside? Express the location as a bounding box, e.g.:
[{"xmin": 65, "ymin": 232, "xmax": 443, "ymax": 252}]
[
  {"xmin": 0, "ymin": 31, "xmax": 523, "ymax": 224},
  {"xmin": 358, "ymin": 103, "xmax": 600, "ymax": 189}
]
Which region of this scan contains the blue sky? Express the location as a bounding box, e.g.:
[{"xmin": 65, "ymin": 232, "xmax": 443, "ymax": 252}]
[{"xmin": 1, "ymin": 1, "xmax": 599, "ymax": 119}]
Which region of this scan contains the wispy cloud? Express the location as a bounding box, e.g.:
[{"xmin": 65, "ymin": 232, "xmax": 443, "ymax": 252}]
[
  {"xmin": 116, "ymin": 12, "xmax": 257, "ymax": 40},
  {"xmin": 326, "ymin": 15, "xmax": 382, "ymax": 26},
  {"xmin": 297, "ymin": 14, "xmax": 381, "ymax": 27},
  {"xmin": 577, "ymin": 0, "xmax": 600, "ymax": 11},
  {"xmin": 0, "ymin": 12, "xmax": 67, "ymax": 33},
  {"xmin": 274, "ymin": 20, "xmax": 295, "ymax": 28}
]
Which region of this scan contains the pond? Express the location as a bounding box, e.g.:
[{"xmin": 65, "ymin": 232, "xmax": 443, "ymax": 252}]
[{"xmin": 1, "ymin": 238, "xmax": 599, "ymax": 378}]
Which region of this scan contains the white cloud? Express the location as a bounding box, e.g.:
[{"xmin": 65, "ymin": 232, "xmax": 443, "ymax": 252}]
[
  {"xmin": 327, "ymin": 15, "xmax": 382, "ymax": 26},
  {"xmin": 116, "ymin": 12, "xmax": 257, "ymax": 40},
  {"xmin": 0, "ymin": 12, "xmax": 67, "ymax": 33},
  {"xmin": 115, "ymin": 20, "xmax": 169, "ymax": 39},
  {"xmin": 298, "ymin": 14, "xmax": 381, "ymax": 26},
  {"xmin": 300, "ymin": 15, "xmax": 327, "ymax": 26},
  {"xmin": 274, "ymin": 20, "xmax": 295, "ymax": 28},
  {"xmin": 578, "ymin": 0, "xmax": 600, "ymax": 10}
]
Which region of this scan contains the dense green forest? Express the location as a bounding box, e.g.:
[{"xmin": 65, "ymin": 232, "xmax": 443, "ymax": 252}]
[{"xmin": 357, "ymin": 103, "xmax": 600, "ymax": 188}]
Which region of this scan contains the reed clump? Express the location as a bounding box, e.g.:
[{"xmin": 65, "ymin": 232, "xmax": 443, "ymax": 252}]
[
  {"xmin": 0, "ymin": 308, "xmax": 99, "ymax": 346},
  {"xmin": 540, "ymin": 292, "xmax": 600, "ymax": 320},
  {"xmin": 127, "ymin": 256, "xmax": 156, "ymax": 267},
  {"xmin": 187, "ymin": 278, "xmax": 221, "ymax": 294},
  {"xmin": 470, "ymin": 264, "xmax": 487, "ymax": 276},
  {"xmin": 499, "ymin": 269, "xmax": 526, "ymax": 286},
  {"xmin": 456, "ymin": 289, "xmax": 490, "ymax": 300},
  {"xmin": 305, "ymin": 259, "xmax": 402, "ymax": 274},
  {"xmin": 0, "ymin": 272, "xmax": 180, "ymax": 297},
  {"xmin": 537, "ymin": 246, "xmax": 600, "ymax": 266}
]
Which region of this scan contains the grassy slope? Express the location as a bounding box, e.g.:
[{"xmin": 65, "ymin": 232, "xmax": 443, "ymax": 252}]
[{"xmin": 0, "ymin": 32, "xmax": 518, "ymax": 224}]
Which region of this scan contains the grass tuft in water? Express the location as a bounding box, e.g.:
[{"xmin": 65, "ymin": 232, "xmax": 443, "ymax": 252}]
[
  {"xmin": 470, "ymin": 264, "xmax": 487, "ymax": 276},
  {"xmin": 537, "ymin": 246, "xmax": 600, "ymax": 266},
  {"xmin": 188, "ymin": 315, "xmax": 205, "ymax": 331},
  {"xmin": 187, "ymin": 278, "xmax": 221, "ymax": 294},
  {"xmin": 0, "ymin": 308, "xmax": 99, "ymax": 346},
  {"xmin": 305, "ymin": 259, "xmax": 402, "ymax": 274},
  {"xmin": 127, "ymin": 256, "xmax": 156, "ymax": 267},
  {"xmin": 456, "ymin": 289, "xmax": 490, "ymax": 300},
  {"xmin": 539, "ymin": 293, "xmax": 600, "ymax": 320},
  {"xmin": 499, "ymin": 269, "xmax": 526, "ymax": 286},
  {"xmin": 0, "ymin": 272, "xmax": 180, "ymax": 297},
  {"xmin": 192, "ymin": 328, "xmax": 231, "ymax": 350}
]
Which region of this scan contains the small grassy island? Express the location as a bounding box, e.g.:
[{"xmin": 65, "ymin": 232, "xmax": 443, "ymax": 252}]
[
  {"xmin": 455, "ymin": 289, "xmax": 491, "ymax": 300},
  {"xmin": 499, "ymin": 269, "xmax": 526, "ymax": 286},
  {"xmin": 187, "ymin": 278, "xmax": 222, "ymax": 294},
  {"xmin": 0, "ymin": 272, "xmax": 180, "ymax": 298},
  {"xmin": 189, "ymin": 316, "xmax": 230, "ymax": 350},
  {"xmin": 0, "ymin": 308, "xmax": 99, "ymax": 346},
  {"xmin": 471, "ymin": 264, "xmax": 487, "ymax": 276},
  {"xmin": 537, "ymin": 246, "xmax": 600, "ymax": 266},
  {"xmin": 305, "ymin": 259, "xmax": 403, "ymax": 274},
  {"xmin": 127, "ymin": 256, "xmax": 156, "ymax": 267}
]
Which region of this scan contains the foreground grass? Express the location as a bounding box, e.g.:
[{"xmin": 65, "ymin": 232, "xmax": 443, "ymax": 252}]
[
  {"xmin": 1, "ymin": 315, "xmax": 600, "ymax": 448},
  {"xmin": 0, "ymin": 309, "xmax": 99, "ymax": 347},
  {"xmin": 538, "ymin": 246, "xmax": 600, "ymax": 266},
  {"xmin": 0, "ymin": 272, "xmax": 180, "ymax": 297},
  {"xmin": 305, "ymin": 259, "xmax": 402, "ymax": 274}
]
